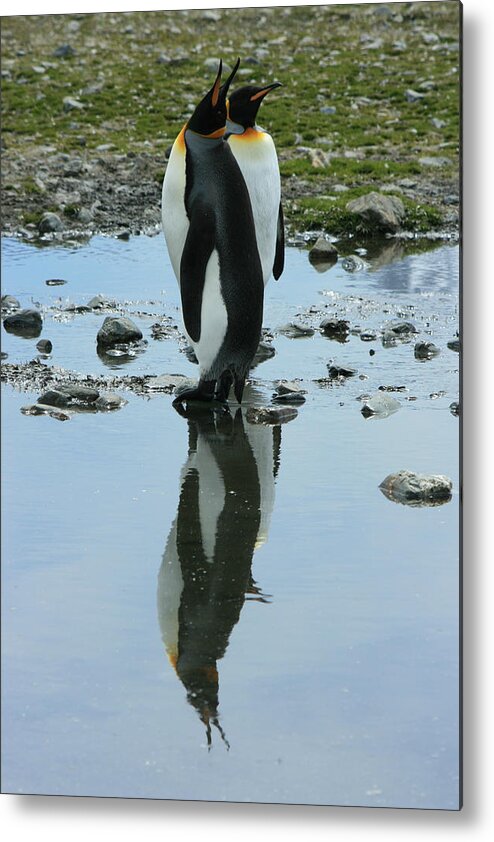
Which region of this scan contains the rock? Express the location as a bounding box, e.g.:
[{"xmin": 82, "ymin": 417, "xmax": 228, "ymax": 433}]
[
  {"xmin": 77, "ymin": 207, "xmax": 93, "ymax": 224},
  {"xmin": 64, "ymin": 303, "xmax": 91, "ymax": 313},
  {"xmin": 346, "ymin": 193, "xmax": 405, "ymax": 234},
  {"xmin": 419, "ymin": 156, "xmax": 451, "ymax": 167},
  {"xmin": 246, "ymin": 406, "xmax": 298, "ymax": 425},
  {"xmin": 1, "ymin": 295, "xmax": 21, "ymax": 312},
  {"xmin": 379, "ymin": 470, "xmax": 452, "ymax": 506},
  {"xmin": 278, "ymin": 321, "xmax": 315, "ymax": 338},
  {"xmin": 173, "ymin": 378, "xmax": 199, "ymax": 397},
  {"xmin": 309, "ymin": 237, "xmax": 338, "ymax": 264},
  {"xmin": 204, "ymin": 58, "xmax": 232, "ymax": 76},
  {"xmin": 253, "ymin": 340, "xmax": 276, "ymax": 364},
  {"xmin": 273, "ymin": 380, "xmax": 306, "ymax": 404},
  {"xmin": 327, "ymin": 363, "xmax": 357, "ymax": 379},
  {"xmin": 87, "ymin": 295, "xmax": 116, "ymax": 309},
  {"xmin": 447, "ymin": 339, "xmax": 460, "ymax": 352},
  {"xmin": 116, "ymin": 229, "xmax": 130, "ymax": 240},
  {"xmin": 319, "ymin": 317, "xmax": 350, "ymax": 337},
  {"xmin": 3, "ymin": 308, "xmax": 42, "ymax": 338},
  {"xmin": 360, "ymin": 331, "xmax": 377, "ymax": 341},
  {"xmin": 414, "ymin": 341, "xmax": 440, "ymax": 359},
  {"xmin": 63, "ymin": 97, "xmax": 84, "ymax": 112},
  {"xmin": 341, "ymin": 255, "xmax": 367, "ymax": 272},
  {"xmin": 361, "ymin": 392, "xmax": 401, "ymax": 419},
  {"xmin": 59, "ymin": 385, "xmax": 100, "ymax": 403},
  {"xmin": 378, "ymin": 385, "xmax": 407, "ymax": 392},
  {"xmin": 449, "ymin": 402, "xmax": 460, "ymax": 416},
  {"xmin": 53, "ymin": 44, "xmax": 76, "ymax": 58},
  {"xmin": 405, "ymin": 89, "xmax": 426, "ymax": 102},
  {"xmin": 45, "ymin": 278, "xmax": 67, "ymax": 286},
  {"xmin": 145, "ymin": 374, "xmax": 190, "ymax": 393},
  {"xmin": 37, "ymin": 389, "xmax": 72, "ymax": 407},
  {"xmin": 96, "ymin": 316, "xmax": 143, "ymax": 348},
  {"xmin": 320, "ymin": 105, "xmax": 336, "ymax": 115},
  {"xmin": 431, "ymin": 117, "xmax": 447, "ymax": 130},
  {"xmin": 38, "ymin": 212, "xmax": 64, "ymax": 233},
  {"xmin": 94, "ymin": 392, "xmax": 128, "ymax": 411},
  {"xmin": 36, "ymin": 339, "xmax": 52, "ymax": 353},
  {"xmin": 21, "ymin": 403, "xmax": 73, "ymax": 421},
  {"xmin": 387, "ymin": 320, "xmax": 419, "ymax": 336}
]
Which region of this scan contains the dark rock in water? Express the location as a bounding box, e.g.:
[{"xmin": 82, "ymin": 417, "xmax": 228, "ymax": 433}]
[
  {"xmin": 346, "ymin": 192, "xmax": 405, "ymax": 233},
  {"xmin": 320, "ymin": 317, "xmax": 350, "ymax": 338},
  {"xmin": 87, "ymin": 295, "xmax": 117, "ymax": 309},
  {"xmin": 341, "ymin": 255, "xmax": 366, "ymax": 273},
  {"xmin": 361, "ymin": 392, "xmax": 401, "ymax": 419},
  {"xmin": 144, "ymin": 374, "xmax": 191, "ymax": 393},
  {"xmin": 45, "ymin": 278, "xmax": 67, "ymax": 286},
  {"xmin": 309, "ymin": 237, "xmax": 338, "ymax": 265},
  {"xmin": 59, "ymin": 385, "xmax": 100, "ymax": 403},
  {"xmin": 449, "ymin": 401, "xmax": 460, "ymax": 416},
  {"xmin": 3, "ymin": 308, "xmax": 42, "ymax": 338},
  {"xmin": 278, "ymin": 321, "xmax": 315, "ymax": 338},
  {"xmin": 369, "ymin": 349, "xmax": 376, "ymax": 356},
  {"xmin": 64, "ymin": 303, "xmax": 91, "ymax": 313},
  {"xmin": 379, "ymin": 470, "xmax": 453, "ymax": 506},
  {"xmin": 1, "ymin": 295, "xmax": 21, "ymax": 312},
  {"xmin": 94, "ymin": 392, "xmax": 128, "ymax": 411},
  {"xmin": 1, "ymin": 352, "xmax": 8, "ymax": 360},
  {"xmin": 327, "ymin": 363, "xmax": 357, "ymax": 379},
  {"xmin": 36, "ymin": 339, "xmax": 53, "ymax": 353},
  {"xmin": 378, "ymin": 384, "xmax": 407, "ymax": 392},
  {"xmin": 116, "ymin": 229, "xmax": 131, "ymax": 241},
  {"xmin": 246, "ymin": 406, "xmax": 298, "ymax": 425},
  {"xmin": 447, "ymin": 339, "xmax": 460, "ymax": 352},
  {"xmin": 21, "ymin": 403, "xmax": 73, "ymax": 421},
  {"xmin": 414, "ymin": 341, "xmax": 440, "ymax": 359},
  {"xmin": 38, "ymin": 212, "xmax": 64, "ymax": 233},
  {"xmin": 387, "ymin": 320, "xmax": 418, "ymax": 335},
  {"xmin": 360, "ymin": 331, "xmax": 377, "ymax": 342},
  {"xmin": 96, "ymin": 316, "xmax": 143, "ymax": 348},
  {"xmin": 273, "ymin": 380, "xmax": 306, "ymax": 404},
  {"xmin": 37, "ymin": 389, "xmax": 72, "ymax": 408}
]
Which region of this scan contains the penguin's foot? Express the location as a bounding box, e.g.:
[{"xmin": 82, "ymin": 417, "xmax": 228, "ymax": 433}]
[
  {"xmin": 172, "ymin": 380, "xmax": 230, "ymax": 417},
  {"xmin": 233, "ymin": 376, "xmax": 246, "ymax": 404},
  {"xmin": 215, "ymin": 370, "xmax": 233, "ymax": 404}
]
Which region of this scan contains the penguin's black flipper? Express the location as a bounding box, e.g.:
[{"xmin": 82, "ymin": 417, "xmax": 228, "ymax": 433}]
[
  {"xmin": 273, "ymin": 201, "xmax": 285, "ymax": 281},
  {"xmin": 179, "ymin": 205, "xmax": 216, "ymax": 343}
]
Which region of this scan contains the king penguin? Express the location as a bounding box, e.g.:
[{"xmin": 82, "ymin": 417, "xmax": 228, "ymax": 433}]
[
  {"xmin": 224, "ymin": 82, "xmax": 284, "ymax": 285},
  {"xmin": 162, "ymin": 60, "xmax": 264, "ymax": 409}
]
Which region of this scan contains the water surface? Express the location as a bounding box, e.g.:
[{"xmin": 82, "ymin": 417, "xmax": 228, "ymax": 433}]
[{"xmin": 2, "ymin": 234, "xmax": 460, "ymax": 808}]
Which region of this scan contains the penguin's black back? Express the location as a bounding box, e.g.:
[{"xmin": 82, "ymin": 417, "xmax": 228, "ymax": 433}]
[{"xmin": 181, "ymin": 132, "xmax": 264, "ymax": 381}]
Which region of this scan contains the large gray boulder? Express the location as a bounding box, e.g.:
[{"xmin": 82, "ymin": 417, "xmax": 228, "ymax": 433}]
[
  {"xmin": 346, "ymin": 192, "xmax": 405, "ymax": 233},
  {"xmin": 96, "ymin": 316, "xmax": 143, "ymax": 348},
  {"xmin": 379, "ymin": 470, "xmax": 452, "ymax": 506}
]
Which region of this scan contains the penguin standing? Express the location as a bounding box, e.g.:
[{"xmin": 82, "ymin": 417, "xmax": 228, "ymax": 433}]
[
  {"xmin": 225, "ymin": 83, "xmax": 284, "ymax": 285},
  {"xmin": 162, "ymin": 61, "xmax": 264, "ymax": 409}
]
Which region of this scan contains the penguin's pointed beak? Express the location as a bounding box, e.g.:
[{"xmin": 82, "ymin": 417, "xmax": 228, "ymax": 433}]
[
  {"xmin": 219, "ymin": 57, "xmax": 241, "ymax": 102},
  {"xmin": 250, "ymin": 82, "xmax": 283, "ymax": 102}
]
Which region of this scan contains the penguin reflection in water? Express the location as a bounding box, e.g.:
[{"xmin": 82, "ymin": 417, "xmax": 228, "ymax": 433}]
[
  {"xmin": 157, "ymin": 408, "xmax": 280, "ymax": 748},
  {"xmin": 162, "ymin": 60, "xmax": 283, "ymax": 413}
]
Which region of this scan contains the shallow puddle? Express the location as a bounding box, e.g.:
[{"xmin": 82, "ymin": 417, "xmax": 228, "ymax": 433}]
[{"xmin": 2, "ymin": 234, "xmax": 460, "ymax": 808}]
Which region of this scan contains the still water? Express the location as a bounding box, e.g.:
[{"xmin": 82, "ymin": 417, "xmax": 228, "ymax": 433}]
[{"xmin": 1, "ymin": 234, "xmax": 460, "ymax": 808}]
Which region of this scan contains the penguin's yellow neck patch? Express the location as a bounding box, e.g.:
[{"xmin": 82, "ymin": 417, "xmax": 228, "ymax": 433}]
[
  {"xmin": 174, "ymin": 125, "xmax": 186, "ymax": 153},
  {"xmin": 237, "ymin": 127, "xmax": 265, "ymax": 142}
]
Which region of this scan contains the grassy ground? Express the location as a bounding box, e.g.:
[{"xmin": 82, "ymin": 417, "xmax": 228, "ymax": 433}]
[{"xmin": 1, "ymin": 2, "xmax": 461, "ymax": 236}]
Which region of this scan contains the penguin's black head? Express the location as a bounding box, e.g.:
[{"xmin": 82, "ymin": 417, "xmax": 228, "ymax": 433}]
[
  {"xmin": 227, "ymin": 82, "xmax": 282, "ymax": 130},
  {"xmin": 187, "ymin": 59, "xmax": 241, "ymax": 138}
]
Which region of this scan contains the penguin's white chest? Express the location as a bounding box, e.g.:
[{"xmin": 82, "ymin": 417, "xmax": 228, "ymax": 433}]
[
  {"xmin": 162, "ymin": 132, "xmax": 188, "ymax": 283},
  {"xmin": 228, "ymin": 131, "xmax": 281, "ymax": 285}
]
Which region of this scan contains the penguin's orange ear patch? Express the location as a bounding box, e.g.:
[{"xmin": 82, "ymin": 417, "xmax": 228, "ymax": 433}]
[{"xmin": 250, "ymin": 88, "xmax": 270, "ymax": 102}]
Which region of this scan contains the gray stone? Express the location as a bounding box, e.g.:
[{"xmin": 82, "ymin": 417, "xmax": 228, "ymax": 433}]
[
  {"xmin": 3, "ymin": 308, "xmax": 42, "ymax": 338},
  {"xmin": 309, "ymin": 237, "xmax": 338, "ymax": 263},
  {"xmin": 278, "ymin": 321, "xmax": 315, "ymax": 338},
  {"xmin": 253, "ymin": 341, "xmax": 276, "ymax": 364},
  {"xmin": 1, "ymin": 295, "xmax": 21, "ymax": 312},
  {"xmin": 379, "ymin": 470, "xmax": 452, "ymax": 506},
  {"xmin": 204, "ymin": 58, "xmax": 232, "ymax": 76},
  {"xmin": 246, "ymin": 406, "xmax": 298, "ymax": 425},
  {"xmin": 360, "ymin": 331, "xmax": 377, "ymax": 342},
  {"xmin": 341, "ymin": 255, "xmax": 367, "ymax": 272},
  {"xmin": 76, "ymin": 208, "xmax": 93, "ymax": 224},
  {"xmin": 346, "ymin": 192, "xmax": 405, "ymax": 234},
  {"xmin": 419, "ymin": 156, "xmax": 451, "ymax": 167},
  {"xmin": 38, "ymin": 212, "xmax": 64, "ymax": 233},
  {"xmin": 45, "ymin": 278, "xmax": 67, "ymax": 286},
  {"xmin": 320, "ymin": 317, "xmax": 350, "ymax": 336},
  {"xmin": 62, "ymin": 97, "xmax": 84, "ymax": 112},
  {"xmin": 361, "ymin": 392, "xmax": 401, "ymax": 419},
  {"xmin": 430, "ymin": 117, "xmax": 446, "ymax": 129},
  {"xmin": 37, "ymin": 389, "xmax": 72, "ymax": 407},
  {"xmin": 94, "ymin": 392, "xmax": 128, "ymax": 411},
  {"xmin": 447, "ymin": 338, "xmax": 460, "ymax": 352},
  {"xmin": 449, "ymin": 402, "xmax": 460, "ymax": 416},
  {"xmin": 414, "ymin": 341, "xmax": 440, "ymax": 359},
  {"xmin": 59, "ymin": 385, "xmax": 100, "ymax": 403},
  {"xmin": 21, "ymin": 403, "xmax": 73, "ymax": 421},
  {"xmin": 327, "ymin": 363, "xmax": 357, "ymax": 379},
  {"xmin": 273, "ymin": 380, "xmax": 306, "ymax": 403},
  {"xmin": 144, "ymin": 374, "xmax": 190, "ymax": 393},
  {"xmin": 36, "ymin": 339, "xmax": 52, "ymax": 353},
  {"xmin": 53, "ymin": 44, "xmax": 76, "ymax": 58},
  {"xmin": 405, "ymin": 89, "xmax": 425, "ymax": 102},
  {"xmin": 87, "ymin": 295, "xmax": 116, "ymax": 309},
  {"xmin": 320, "ymin": 106, "xmax": 336, "ymax": 115},
  {"xmin": 387, "ymin": 320, "xmax": 419, "ymax": 336},
  {"xmin": 96, "ymin": 316, "xmax": 143, "ymax": 348}
]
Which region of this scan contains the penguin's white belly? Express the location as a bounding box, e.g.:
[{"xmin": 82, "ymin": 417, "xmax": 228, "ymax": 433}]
[
  {"xmin": 228, "ymin": 132, "xmax": 280, "ymax": 286},
  {"xmin": 162, "ymin": 140, "xmax": 188, "ymax": 284},
  {"xmin": 187, "ymin": 249, "xmax": 228, "ymax": 377}
]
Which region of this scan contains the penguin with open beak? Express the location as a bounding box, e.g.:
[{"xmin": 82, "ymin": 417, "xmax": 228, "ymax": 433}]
[
  {"xmin": 224, "ymin": 82, "xmax": 284, "ymax": 284},
  {"xmin": 162, "ymin": 60, "xmax": 264, "ymax": 410}
]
